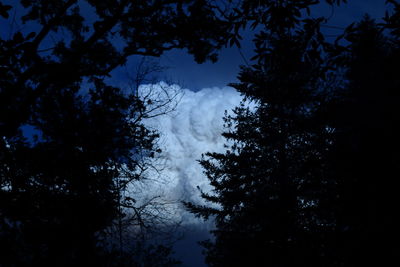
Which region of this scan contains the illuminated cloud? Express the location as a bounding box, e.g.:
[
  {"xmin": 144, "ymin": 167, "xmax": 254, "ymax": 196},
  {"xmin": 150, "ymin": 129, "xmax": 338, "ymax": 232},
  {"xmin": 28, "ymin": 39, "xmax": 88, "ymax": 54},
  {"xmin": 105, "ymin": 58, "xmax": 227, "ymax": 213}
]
[{"xmin": 136, "ymin": 82, "xmax": 242, "ymax": 226}]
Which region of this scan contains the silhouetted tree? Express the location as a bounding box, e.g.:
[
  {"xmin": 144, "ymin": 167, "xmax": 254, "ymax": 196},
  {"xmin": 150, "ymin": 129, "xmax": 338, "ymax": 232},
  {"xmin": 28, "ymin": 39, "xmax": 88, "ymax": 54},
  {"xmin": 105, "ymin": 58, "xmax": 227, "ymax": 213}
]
[
  {"xmin": 326, "ymin": 13, "xmax": 400, "ymax": 266},
  {"xmin": 186, "ymin": 1, "xmax": 346, "ymax": 266},
  {"xmin": 188, "ymin": 1, "xmax": 400, "ymax": 266},
  {"xmin": 0, "ymin": 0, "xmax": 237, "ymax": 265}
]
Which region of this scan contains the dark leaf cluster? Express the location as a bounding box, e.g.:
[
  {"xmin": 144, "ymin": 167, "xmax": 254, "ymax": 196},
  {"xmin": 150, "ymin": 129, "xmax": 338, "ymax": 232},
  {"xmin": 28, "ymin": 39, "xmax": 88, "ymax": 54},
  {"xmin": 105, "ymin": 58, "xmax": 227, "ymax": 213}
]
[
  {"xmin": 187, "ymin": 1, "xmax": 400, "ymax": 267},
  {"xmin": 0, "ymin": 0, "xmax": 239, "ymax": 265}
]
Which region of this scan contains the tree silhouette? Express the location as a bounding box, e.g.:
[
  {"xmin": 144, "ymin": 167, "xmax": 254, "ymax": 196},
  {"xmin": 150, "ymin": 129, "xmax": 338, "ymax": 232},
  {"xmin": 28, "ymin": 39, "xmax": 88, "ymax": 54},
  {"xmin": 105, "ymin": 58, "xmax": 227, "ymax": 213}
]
[
  {"xmin": 187, "ymin": 1, "xmax": 400, "ymax": 266},
  {"xmin": 186, "ymin": 1, "xmax": 344, "ymax": 266},
  {"xmin": 326, "ymin": 13, "xmax": 400, "ymax": 266},
  {"xmin": 0, "ymin": 1, "xmax": 236, "ymax": 265}
]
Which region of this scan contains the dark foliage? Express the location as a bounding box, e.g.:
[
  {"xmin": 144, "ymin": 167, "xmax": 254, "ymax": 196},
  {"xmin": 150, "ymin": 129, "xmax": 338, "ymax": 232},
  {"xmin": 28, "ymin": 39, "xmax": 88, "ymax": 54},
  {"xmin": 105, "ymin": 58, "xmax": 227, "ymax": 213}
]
[
  {"xmin": 326, "ymin": 15, "xmax": 400, "ymax": 266},
  {"xmin": 0, "ymin": 0, "xmax": 236, "ymax": 266},
  {"xmin": 187, "ymin": 1, "xmax": 400, "ymax": 267}
]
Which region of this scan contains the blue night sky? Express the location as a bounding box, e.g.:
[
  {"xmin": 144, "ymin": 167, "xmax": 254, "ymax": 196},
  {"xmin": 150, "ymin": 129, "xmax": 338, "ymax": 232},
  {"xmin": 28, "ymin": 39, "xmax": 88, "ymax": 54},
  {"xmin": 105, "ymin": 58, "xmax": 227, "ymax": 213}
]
[
  {"xmin": 0, "ymin": 1, "xmax": 390, "ymax": 266},
  {"xmin": 1, "ymin": 0, "xmax": 388, "ymax": 91},
  {"xmin": 156, "ymin": 0, "xmax": 387, "ymax": 91},
  {"xmin": 159, "ymin": 1, "xmax": 389, "ymax": 266}
]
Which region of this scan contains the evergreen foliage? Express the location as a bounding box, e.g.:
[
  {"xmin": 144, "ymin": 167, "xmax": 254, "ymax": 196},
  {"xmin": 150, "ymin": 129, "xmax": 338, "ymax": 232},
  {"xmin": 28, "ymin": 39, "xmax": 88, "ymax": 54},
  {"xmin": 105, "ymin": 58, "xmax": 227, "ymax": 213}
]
[
  {"xmin": 187, "ymin": 1, "xmax": 400, "ymax": 266},
  {"xmin": 326, "ymin": 15, "xmax": 400, "ymax": 266}
]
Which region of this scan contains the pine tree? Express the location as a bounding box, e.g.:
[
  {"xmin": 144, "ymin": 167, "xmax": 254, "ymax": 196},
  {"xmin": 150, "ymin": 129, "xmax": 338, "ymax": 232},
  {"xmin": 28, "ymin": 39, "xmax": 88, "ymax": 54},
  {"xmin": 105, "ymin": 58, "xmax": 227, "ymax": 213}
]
[
  {"xmin": 327, "ymin": 14, "xmax": 400, "ymax": 266},
  {"xmin": 187, "ymin": 2, "xmax": 400, "ymax": 267},
  {"xmin": 186, "ymin": 5, "xmax": 341, "ymax": 266}
]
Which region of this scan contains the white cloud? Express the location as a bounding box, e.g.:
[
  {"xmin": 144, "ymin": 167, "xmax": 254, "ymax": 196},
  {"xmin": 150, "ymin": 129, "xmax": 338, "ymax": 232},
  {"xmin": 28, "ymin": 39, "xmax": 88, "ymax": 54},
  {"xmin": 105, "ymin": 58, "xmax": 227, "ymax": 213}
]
[{"xmin": 136, "ymin": 82, "xmax": 242, "ymax": 226}]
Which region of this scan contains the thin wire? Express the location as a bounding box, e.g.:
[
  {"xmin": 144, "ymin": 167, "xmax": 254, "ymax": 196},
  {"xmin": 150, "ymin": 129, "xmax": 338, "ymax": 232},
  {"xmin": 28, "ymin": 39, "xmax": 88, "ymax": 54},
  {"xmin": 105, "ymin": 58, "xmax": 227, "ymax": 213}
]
[
  {"xmin": 326, "ymin": 3, "xmax": 335, "ymax": 21},
  {"xmin": 321, "ymin": 24, "xmax": 346, "ymax": 30},
  {"xmin": 238, "ymin": 47, "xmax": 250, "ymax": 66}
]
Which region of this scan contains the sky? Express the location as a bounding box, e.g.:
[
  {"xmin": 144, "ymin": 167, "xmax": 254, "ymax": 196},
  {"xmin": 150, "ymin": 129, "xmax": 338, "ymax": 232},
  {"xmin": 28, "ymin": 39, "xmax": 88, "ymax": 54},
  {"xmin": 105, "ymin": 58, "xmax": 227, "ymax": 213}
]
[
  {"xmin": 156, "ymin": 0, "xmax": 388, "ymax": 90},
  {"xmin": 1, "ymin": 1, "xmax": 390, "ymax": 266},
  {"xmin": 143, "ymin": 2, "xmax": 389, "ymax": 265}
]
